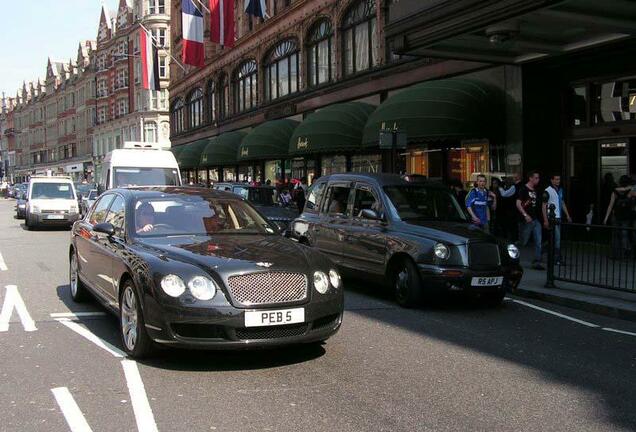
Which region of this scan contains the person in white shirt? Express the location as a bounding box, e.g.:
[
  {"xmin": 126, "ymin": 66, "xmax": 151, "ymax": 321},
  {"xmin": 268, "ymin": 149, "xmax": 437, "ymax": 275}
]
[{"xmin": 542, "ymin": 174, "xmax": 572, "ymax": 264}]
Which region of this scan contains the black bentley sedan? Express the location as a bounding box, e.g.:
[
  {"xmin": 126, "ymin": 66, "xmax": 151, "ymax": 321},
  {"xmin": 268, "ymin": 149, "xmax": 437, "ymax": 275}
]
[
  {"xmin": 69, "ymin": 187, "xmax": 343, "ymax": 358},
  {"xmin": 289, "ymin": 174, "xmax": 523, "ymax": 308}
]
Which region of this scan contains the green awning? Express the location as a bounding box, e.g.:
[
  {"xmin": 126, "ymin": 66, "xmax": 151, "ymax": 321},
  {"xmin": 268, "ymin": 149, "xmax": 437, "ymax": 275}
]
[
  {"xmin": 362, "ymin": 79, "xmax": 503, "ymax": 147},
  {"xmin": 177, "ymin": 139, "xmax": 208, "ymax": 170},
  {"xmin": 289, "ymin": 102, "xmax": 376, "ymax": 155},
  {"xmin": 170, "ymin": 145, "xmax": 185, "ymax": 160},
  {"xmin": 200, "ymin": 131, "xmax": 247, "ymax": 167},
  {"xmin": 238, "ymin": 119, "xmax": 299, "ymax": 162}
]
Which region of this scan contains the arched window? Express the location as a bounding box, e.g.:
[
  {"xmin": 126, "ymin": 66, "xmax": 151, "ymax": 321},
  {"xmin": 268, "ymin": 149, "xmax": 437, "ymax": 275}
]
[
  {"xmin": 144, "ymin": 121, "xmax": 157, "ymax": 143},
  {"xmin": 307, "ymin": 19, "xmax": 334, "ymax": 87},
  {"xmin": 219, "ymin": 74, "xmax": 229, "ymax": 120},
  {"xmin": 233, "ymin": 60, "xmax": 257, "ymax": 113},
  {"xmin": 186, "ymin": 88, "xmax": 204, "ymax": 129},
  {"xmin": 264, "ymin": 39, "xmax": 299, "ymax": 101},
  {"xmin": 342, "ymin": 0, "xmax": 378, "ymax": 76},
  {"xmin": 171, "ymin": 98, "xmax": 185, "ymax": 134},
  {"xmin": 206, "ymin": 80, "xmax": 216, "ymax": 124}
]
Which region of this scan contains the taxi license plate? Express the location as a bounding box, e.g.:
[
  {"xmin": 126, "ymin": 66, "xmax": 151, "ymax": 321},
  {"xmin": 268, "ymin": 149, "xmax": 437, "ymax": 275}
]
[
  {"xmin": 46, "ymin": 214, "xmax": 64, "ymax": 220},
  {"xmin": 471, "ymin": 276, "xmax": 504, "ymax": 286},
  {"xmin": 244, "ymin": 308, "xmax": 305, "ymax": 327}
]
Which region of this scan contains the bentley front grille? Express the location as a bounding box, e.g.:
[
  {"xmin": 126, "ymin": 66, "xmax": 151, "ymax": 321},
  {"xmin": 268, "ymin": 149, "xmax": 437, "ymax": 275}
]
[{"xmin": 226, "ymin": 272, "xmax": 308, "ymax": 307}]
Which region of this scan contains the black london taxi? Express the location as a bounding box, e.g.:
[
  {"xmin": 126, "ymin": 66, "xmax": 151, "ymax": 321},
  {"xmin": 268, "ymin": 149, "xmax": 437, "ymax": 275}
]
[
  {"xmin": 289, "ymin": 174, "xmax": 523, "ymax": 307},
  {"xmin": 69, "ymin": 187, "xmax": 343, "ymax": 358}
]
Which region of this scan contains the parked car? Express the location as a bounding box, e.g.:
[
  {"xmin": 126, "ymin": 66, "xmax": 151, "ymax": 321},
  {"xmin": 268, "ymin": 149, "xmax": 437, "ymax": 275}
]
[
  {"xmin": 79, "ymin": 189, "xmax": 98, "ymax": 215},
  {"xmin": 25, "ymin": 176, "xmax": 80, "ymax": 230},
  {"xmin": 69, "ymin": 187, "xmax": 344, "ymax": 358},
  {"xmin": 15, "ymin": 192, "xmax": 27, "ymax": 219},
  {"xmin": 213, "ymin": 183, "xmax": 298, "ymax": 232},
  {"xmin": 289, "ymin": 174, "xmax": 523, "ymax": 307}
]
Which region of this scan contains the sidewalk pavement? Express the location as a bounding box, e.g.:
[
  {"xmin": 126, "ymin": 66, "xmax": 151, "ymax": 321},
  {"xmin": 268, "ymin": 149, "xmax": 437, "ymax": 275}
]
[{"xmin": 514, "ymin": 247, "xmax": 636, "ymax": 322}]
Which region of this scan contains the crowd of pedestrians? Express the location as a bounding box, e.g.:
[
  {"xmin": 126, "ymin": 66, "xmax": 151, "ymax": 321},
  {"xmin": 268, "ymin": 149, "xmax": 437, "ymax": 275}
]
[{"xmin": 454, "ymin": 170, "xmax": 636, "ymax": 270}]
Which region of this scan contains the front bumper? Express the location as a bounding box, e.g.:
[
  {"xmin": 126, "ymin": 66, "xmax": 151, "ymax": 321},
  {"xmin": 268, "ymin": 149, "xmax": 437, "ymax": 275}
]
[
  {"xmin": 143, "ymin": 295, "xmax": 343, "ymax": 349},
  {"xmin": 417, "ymin": 263, "xmax": 523, "ymax": 295},
  {"xmin": 31, "ymin": 212, "xmax": 80, "ymax": 225}
]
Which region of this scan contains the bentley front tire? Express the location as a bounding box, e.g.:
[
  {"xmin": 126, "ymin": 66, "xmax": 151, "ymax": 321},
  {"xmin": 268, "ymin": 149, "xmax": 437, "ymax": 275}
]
[{"xmin": 119, "ymin": 280, "xmax": 154, "ymax": 358}]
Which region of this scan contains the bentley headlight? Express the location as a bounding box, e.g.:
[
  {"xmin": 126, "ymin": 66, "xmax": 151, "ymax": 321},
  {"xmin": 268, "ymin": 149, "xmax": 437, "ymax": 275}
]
[
  {"xmin": 507, "ymin": 244, "xmax": 520, "ymax": 259},
  {"xmin": 160, "ymin": 274, "xmax": 186, "ymax": 297},
  {"xmin": 188, "ymin": 276, "xmax": 217, "ymax": 301},
  {"xmin": 329, "ymin": 269, "xmax": 341, "ymax": 289},
  {"xmin": 434, "ymin": 243, "xmax": 450, "ymax": 260},
  {"xmin": 313, "ymin": 271, "xmax": 329, "ymax": 294}
]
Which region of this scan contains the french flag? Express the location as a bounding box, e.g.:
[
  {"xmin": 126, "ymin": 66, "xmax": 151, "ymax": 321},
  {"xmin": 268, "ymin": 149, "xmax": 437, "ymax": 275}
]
[
  {"xmin": 140, "ymin": 29, "xmax": 160, "ymax": 91},
  {"xmin": 244, "ymin": 0, "xmax": 267, "ymax": 19},
  {"xmin": 182, "ymin": 0, "xmax": 205, "ymax": 67},
  {"xmin": 210, "ymin": 0, "xmax": 235, "ymax": 48}
]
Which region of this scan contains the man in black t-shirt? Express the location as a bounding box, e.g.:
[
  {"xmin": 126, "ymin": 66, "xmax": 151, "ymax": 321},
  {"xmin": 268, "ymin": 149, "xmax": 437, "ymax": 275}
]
[{"xmin": 516, "ymin": 171, "xmax": 544, "ymax": 270}]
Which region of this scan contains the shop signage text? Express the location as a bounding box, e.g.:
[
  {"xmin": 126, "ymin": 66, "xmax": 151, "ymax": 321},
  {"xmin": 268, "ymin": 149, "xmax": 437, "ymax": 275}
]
[
  {"xmin": 296, "ymin": 138, "xmax": 309, "ymax": 150},
  {"xmin": 241, "ymin": 148, "xmax": 249, "ymax": 157}
]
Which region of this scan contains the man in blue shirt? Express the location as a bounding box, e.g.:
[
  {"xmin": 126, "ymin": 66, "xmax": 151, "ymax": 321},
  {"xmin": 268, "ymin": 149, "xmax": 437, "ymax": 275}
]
[{"xmin": 466, "ymin": 175, "xmax": 496, "ymax": 233}]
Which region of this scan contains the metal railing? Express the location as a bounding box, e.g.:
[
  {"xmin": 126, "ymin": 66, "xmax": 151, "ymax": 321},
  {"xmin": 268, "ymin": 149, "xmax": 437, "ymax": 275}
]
[{"xmin": 545, "ymin": 206, "xmax": 636, "ymax": 293}]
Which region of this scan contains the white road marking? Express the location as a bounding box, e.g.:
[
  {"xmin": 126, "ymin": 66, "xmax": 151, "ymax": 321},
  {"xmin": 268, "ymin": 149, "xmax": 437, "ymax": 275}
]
[
  {"xmin": 0, "ymin": 252, "xmax": 7, "ymax": 271},
  {"xmin": 50, "ymin": 312, "xmax": 107, "ymax": 319},
  {"xmin": 511, "ymin": 299, "xmax": 599, "ymax": 328},
  {"xmin": 56, "ymin": 318, "xmax": 125, "ymax": 358},
  {"xmin": 0, "ymin": 285, "xmax": 37, "ymax": 332},
  {"xmin": 51, "ymin": 387, "xmax": 94, "ymax": 432},
  {"xmin": 122, "ymin": 360, "xmax": 159, "ymax": 432},
  {"xmin": 602, "ymin": 327, "xmax": 636, "ymax": 337}
]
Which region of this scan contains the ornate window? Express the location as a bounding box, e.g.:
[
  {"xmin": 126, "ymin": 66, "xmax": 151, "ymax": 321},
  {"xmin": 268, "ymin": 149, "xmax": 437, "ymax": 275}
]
[
  {"xmin": 264, "ymin": 39, "xmax": 299, "ymax": 101},
  {"xmin": 149, "ymin": 0, "xmax": 165, "ymax": 15},
  {"xmin": 233, "ymin": 60, "xmax": 258, "ymax": 113},
  {"xmin": 171, "ymin": 98, "xmax": 185, "ymax": 134},
  {"xmin": 186, "ymin": 88, "xmax": 204, "ymax": 129},
  {"xmin": 219, "ymin": 74, "xmax": 229, "ymax": 120},
  {"xmin": 342, "ymin": 0, "xmax": 378, "ymax": 76},
  {"xmin": 207, "ymin": 80, "xmax": 217, "ymax": 124},
  {"xmin": 144, "ymin": 121, "xmax": 158, "ymax": 143},
  {"xmin": 307, "ymin": 20, "xmax": 334, "ymax": 87}
]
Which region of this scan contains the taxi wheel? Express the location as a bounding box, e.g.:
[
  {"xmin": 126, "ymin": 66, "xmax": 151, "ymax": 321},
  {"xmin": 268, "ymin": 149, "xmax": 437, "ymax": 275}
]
[
  {"xmin": 119, "ymin": 280, "xmax": 154, "ymax": 359},
  {"xmin": 393, "ymin": 258, "xmax": 423, "ymax": 308},
  {"xmin": 69, "ymin": 251, "xmax": 88, "ymax": 302}
]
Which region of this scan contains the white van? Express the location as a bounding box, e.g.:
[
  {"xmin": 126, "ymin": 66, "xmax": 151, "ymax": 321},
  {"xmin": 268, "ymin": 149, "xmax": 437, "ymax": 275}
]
[
  {"xmin": 25, "ymin": 176, "xmax": 80, "ymax": 230},
  {"xmin": 99, "ymin": 142, "xmax": 181, "ymax": 193}
]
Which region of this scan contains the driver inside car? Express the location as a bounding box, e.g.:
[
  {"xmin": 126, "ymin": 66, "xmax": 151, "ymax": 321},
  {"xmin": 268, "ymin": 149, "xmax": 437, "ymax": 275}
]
[{"xmin": 136, "ymin": 203, "xmax": 156, "ymax": 233}]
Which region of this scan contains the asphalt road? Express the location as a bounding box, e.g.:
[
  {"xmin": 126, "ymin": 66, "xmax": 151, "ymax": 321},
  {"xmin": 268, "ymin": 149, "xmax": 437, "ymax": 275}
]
[{"xmin": 1, "ymin": 198, "xmax": 636, "ymax": 432}]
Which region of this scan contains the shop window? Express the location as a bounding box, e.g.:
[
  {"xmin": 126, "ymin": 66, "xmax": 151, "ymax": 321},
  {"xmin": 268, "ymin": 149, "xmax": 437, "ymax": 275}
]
[
  {"xmin": 351, "ymin": 154, "xmax": 381, "ymax": 173},
  {"xmin": 233, "ymin": 60, "xmax": 258, "ymax": 113},
  {"xmin": 342, "ymin": 0, "xmax": 378, "ymax": 77},
  {"xmin": 264, "ymin": 39, "xmax": 299, "ymax": 101},
  {"xmin": 208, "ymin": 168, "xmax": 219, "ymax": 182},
  {"xmin": 264, "ymin": 160, "xmax": 281, "ymax": 184},
  {"xmin": 592, "ymin": 77, "xmax": 636, "ymax": 124},
  {"xmin": 321, "ymin": 155, "xmax": 346, "ymax": 176},
  {"xmin": 171, "ymin": 98, "xmax": 185, "ymax": 134},
  {"xmin": 307, "ymin": 19, "xmax": 334, "ymax": 87},
  {"xmin": 224, "ymin": 168, "xmax": 237, "ymax": 182},
  {"xmin": 570, "ymin": 85, "xmax": 587, "ymax": 127},
  {"xmin": 187, "ymin": 88, "xmax": 204, "ymax": 129}
]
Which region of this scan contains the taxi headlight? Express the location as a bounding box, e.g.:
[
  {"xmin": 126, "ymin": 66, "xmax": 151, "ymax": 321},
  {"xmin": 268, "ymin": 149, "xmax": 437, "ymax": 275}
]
[
  {"xmin": 434, "ymin": 243, "xmax": 450, "ymax": 260},
  {"xmin": 313, "ymin": 271, "xmax": 329, "ymax": 294},
  {"xmin": 507, "ymin": 244, "xmax": 520, "ymax": 259},
  {"xmin": 329, "ymin": 269, "xmax": 341, "ymax": 289},
  {"xmin": 31, "ymin": 205, "xmax": 41, "ymax": 213},
  {"xmin": 188, "ymin": 276, "xmax": 217, "ymax": 301},
  {"xmin": 160, "ymin": 274, "xmax": 186, "ymax": 297}
]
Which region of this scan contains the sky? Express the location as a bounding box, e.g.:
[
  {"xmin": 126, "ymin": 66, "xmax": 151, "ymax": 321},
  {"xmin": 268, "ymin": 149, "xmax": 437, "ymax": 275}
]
[{"xmin": 0, "ymin": 0, "xmax": 118, "ymax": 100}]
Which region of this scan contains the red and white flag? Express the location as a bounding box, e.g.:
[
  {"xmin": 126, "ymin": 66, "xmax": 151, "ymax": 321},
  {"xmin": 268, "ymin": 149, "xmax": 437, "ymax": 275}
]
[
  {"xmin": 210, "ymin": 0, "xmax": 235, "ymax": 48},
  {"xmin": 140, "ymin": 29, "xmax": 160, "ymax": 91}
]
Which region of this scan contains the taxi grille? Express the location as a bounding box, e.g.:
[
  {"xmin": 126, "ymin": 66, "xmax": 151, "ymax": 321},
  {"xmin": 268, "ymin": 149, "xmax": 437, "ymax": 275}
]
[
  {"xmin": 226, "ymin": 272, "xmax": 308, "ymax": 307},
  {"xmin": 41, "ymin": 210, "xmax": 69, "ymax": 214},
  {"xmin": 468, "ymin": 242, "xmax": 501, "ymax": 269}
]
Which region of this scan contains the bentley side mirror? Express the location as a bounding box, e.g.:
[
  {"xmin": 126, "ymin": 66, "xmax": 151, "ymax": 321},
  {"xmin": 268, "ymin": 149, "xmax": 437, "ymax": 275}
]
[
  {"xmin": 361, "ymin": 209, "xmax": 381, "ymax": 221},
  {"xmin": 93, "ymin": 222, "xmax": 115, "ymax": 237}
]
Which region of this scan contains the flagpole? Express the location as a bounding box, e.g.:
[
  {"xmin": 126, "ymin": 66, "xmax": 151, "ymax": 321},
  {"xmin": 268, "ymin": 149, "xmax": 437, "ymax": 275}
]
[{"xmin": 138, "ymin": 23, "xmax": 187, "ymax": 72}]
